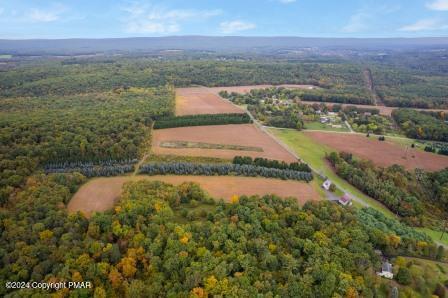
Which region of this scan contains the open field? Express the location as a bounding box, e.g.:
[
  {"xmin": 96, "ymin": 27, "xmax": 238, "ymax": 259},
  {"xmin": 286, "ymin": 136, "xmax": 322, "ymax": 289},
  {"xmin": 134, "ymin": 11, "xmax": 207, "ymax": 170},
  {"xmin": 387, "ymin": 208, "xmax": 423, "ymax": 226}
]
[
  {"xmin": 304, "ymin": 121, "xmax": 350, "ymax": 132},
  {"xmin": 208, "ymin": 84, "xmax": 318, "ymax": 94},
  {"xmin": 152, "ymin": 124, "xmax": 297, "ymax": 162},
  {"xmin": 68, "ymin": 175, "xmax": 319, "ymax": 216},
  {"xmin": 176, "ymin": 87, "xmax": 244, "ymax": 115},
  {"xmin": 305, "ymin": 131, "xmax": 448, "ymax": 171}
]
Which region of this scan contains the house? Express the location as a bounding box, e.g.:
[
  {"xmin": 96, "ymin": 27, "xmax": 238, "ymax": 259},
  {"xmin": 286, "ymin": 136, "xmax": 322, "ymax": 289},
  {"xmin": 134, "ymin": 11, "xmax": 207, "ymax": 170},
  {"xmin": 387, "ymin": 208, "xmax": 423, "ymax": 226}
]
[
  {"xmin": 320, "ymin": 117, "xmax": 329, "ymax": 124},
  {"xmin": 377, "ymin": 262, "xmax": 393, "ymax": 279},
  {"xmin": 322, "ymin": 179, "xmax": 332, "ymax": 191},
  {"xmin": 338, "ymin": 194, "xmax": 352, "ymax": 206}
]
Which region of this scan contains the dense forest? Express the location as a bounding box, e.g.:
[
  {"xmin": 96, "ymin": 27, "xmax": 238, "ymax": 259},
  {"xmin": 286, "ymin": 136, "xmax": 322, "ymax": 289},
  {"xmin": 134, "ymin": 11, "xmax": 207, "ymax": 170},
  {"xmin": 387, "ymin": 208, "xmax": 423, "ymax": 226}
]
[
  {"xmin": 327, "ymin": 152, "xmax": 448, "ymax": 227},
  {"xmin": 0, "ymin": 86, "xmax": 174, "ymax": 204},
  {"xmin": 0, "ymin": 174, "xmax": 445, "ymax": 297},
  {"xmin": 392, "ymin": 109, "xmax": 448, "ymax": 142}
]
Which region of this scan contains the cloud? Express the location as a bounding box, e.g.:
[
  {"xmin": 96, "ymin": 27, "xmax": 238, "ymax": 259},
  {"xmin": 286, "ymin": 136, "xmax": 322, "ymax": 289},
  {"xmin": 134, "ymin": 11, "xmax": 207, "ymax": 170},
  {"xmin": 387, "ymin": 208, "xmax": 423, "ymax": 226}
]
[
  {"xmin": 426, "ymin": 0, "xmax": 448, "ymax": 11},
  {"xmin": 26, "ymin": 5, "xmax": 67, "ymax": 23},
  {"xmin": 342, "ymin": 11, "xmax": 371, "ymax": 33},
  {"xmin": 341, "ymin": 5, "xmax": 401, "ymax": 33},
  {"xmin": 277, "ymin": 0, "xmax": 296, "ymax": 4},
  {"xmin": 399, "ymin": 18, "xmax": 448, "ymax": 31},
  {"xmin": 220, "ymin": 20, "xmax": 256, "ymax": 34},
  {"xmin": 122, "ymin": 3, "xmax": 221, "ymax": 34}
]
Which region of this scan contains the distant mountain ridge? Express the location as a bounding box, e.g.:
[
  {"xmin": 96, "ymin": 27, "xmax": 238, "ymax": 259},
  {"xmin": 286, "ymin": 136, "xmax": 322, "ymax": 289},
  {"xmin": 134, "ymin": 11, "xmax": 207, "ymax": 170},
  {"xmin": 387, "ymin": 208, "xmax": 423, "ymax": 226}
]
[{"xmin": 1, "ymin": 36, "xmax": 448, "ymax": 55}]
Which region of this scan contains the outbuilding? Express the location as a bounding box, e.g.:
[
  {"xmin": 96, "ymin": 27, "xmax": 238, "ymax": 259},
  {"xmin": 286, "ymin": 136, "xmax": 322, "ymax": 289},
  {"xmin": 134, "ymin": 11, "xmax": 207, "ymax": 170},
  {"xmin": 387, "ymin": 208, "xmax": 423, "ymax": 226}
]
[{"xmin": 338, "ymin": 194, "xmax": 352, "ymax": 206}]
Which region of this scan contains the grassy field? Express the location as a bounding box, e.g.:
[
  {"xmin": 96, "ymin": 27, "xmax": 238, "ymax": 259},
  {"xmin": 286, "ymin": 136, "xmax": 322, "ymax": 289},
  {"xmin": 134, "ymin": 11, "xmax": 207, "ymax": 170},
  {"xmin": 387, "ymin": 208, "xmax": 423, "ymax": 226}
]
[
  {"xmin": 269, "ymin": 128, "xmax": 396, "ymax": 217},
  {"xmin": 416, "ymin": 227, "xmax": 448, "ymax": 247},
  {"xmin": 0, "ymin": 54, "xmax": 12, "ymax": 59},
  {"xmin": 304, "ymin": 121, "xmax": 350, "ymax": 132}
]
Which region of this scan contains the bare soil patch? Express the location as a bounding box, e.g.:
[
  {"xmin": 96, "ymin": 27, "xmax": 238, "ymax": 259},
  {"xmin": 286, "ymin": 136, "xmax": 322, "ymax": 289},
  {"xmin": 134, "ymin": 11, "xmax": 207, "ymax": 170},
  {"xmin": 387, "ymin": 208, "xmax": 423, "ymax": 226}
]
[
  {"xmin": 152, "ymin": 124, "xmax": 297, "ymax": 162},
  {"xmin": 176, "ymin": 87, "xmax": 244, "ymax": 116},
  {"xmin": 68, "ymin": 175, "xmax": 319, "ymax": 216},
  {"xmin": 305, "ymin": 131, "xmax": 448, "ymax": 171}
]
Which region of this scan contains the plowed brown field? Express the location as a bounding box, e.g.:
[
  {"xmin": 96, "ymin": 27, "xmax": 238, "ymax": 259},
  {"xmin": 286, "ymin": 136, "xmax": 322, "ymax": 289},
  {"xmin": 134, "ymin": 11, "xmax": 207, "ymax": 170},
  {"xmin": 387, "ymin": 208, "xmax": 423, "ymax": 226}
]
[
  {"xmin": 68, "ymin": 175, "xmax": 318, "ymax": 216},
  {"xmin": 305, "ymin": 131, "xmax": 448, "ymax": 171},
  {"xmin": 152, "ymin": 124, "xmax": 297, "ymax": 162},
  {"xmin": 176, "ymin": 87, "xmax": 244, "ymax": 115}
]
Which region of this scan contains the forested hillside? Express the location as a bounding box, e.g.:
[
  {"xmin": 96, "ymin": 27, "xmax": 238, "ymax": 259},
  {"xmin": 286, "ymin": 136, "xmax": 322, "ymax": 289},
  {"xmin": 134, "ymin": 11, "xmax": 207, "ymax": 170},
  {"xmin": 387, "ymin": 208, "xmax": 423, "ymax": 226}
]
[{"xmin": 0, "ymin": 175, "xmax": 445, "ymax": 297}]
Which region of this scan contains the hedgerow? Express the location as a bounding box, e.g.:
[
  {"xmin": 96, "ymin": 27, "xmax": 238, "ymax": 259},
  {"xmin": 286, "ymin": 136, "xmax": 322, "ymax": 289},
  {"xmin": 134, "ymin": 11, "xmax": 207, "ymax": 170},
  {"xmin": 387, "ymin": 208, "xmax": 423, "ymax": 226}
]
[
  {"xmin": 233, "ymin": 156, "xmax": 311, "ymax": 172},
  {"xmin": 139, "ymin": 162, "xmax": 313, "ymax": 181},
  {"xmin": 153, "ymin": 113, "xmax": 251, "ymax": 129},
  {"xmin": 44, "ymin": 159, "xmax": 136, "ymax": 177}
]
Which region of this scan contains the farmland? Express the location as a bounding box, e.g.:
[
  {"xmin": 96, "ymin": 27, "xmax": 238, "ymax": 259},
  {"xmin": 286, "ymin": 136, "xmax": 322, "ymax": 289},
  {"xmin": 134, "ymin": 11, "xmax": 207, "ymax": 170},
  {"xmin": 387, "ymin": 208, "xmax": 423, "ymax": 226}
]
[
  {"xmin": 152, "ymin": 124, "xmax": 298, "ymax": 162},
  {"xmin": 305, "ymin": 131, "xmax": 448, "ymax": 171},
  {"xmin": 68, "ymin": 175, "xmax": 319, "ymax": 216},
  {"xmin": 175, "ymin": 87, "xmax": 244, "ymax": 115}
]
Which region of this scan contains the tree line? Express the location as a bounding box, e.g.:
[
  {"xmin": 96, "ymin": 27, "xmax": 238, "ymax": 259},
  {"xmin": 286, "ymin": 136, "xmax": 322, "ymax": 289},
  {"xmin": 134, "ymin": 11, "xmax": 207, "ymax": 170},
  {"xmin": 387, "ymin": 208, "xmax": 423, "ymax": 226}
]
[
  {"xmin": 153, "ymin": 113, "xmax": 251, "ymax": 129},
  {"xmin": 232, "ymin": 156, "xmax": 311, "ymax": 172},
  {"xmin": 44, "ymin": 159, "xmax": 136, "ymax": 177},
  {"xmin": 138, "ymin": 162, "xmax": 313, "ymax": 182}
]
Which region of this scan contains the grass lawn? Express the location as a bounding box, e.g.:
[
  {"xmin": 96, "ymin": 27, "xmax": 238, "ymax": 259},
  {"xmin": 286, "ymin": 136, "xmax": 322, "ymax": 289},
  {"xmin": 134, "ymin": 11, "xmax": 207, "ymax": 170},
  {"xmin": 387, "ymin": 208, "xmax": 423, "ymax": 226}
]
[
  {"xmin": 269, "ymin": 128, "xmax": 395, "ymax": 217},
  {"xmin": 416, "ymin": 227, "xmax": 448, "ymax": 247},
  {"xmin": 304, "ymin": 121, "xmax": 350, "ymax": 132}
]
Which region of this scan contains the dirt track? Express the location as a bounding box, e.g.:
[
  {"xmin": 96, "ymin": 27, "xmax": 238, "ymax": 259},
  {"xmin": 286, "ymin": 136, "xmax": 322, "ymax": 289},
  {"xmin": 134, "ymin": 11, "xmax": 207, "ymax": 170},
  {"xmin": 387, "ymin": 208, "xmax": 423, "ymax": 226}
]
[
  {"xmin": 68, "ymin": 175, "xmax": 319, "ymax": 216},
  {"xmin": 306, "ymin": 131, "xmax": 448, "ymax": 171},
  {"xmin": 152, "ymin": 124, "xmax": 297, "ymax": 162}
]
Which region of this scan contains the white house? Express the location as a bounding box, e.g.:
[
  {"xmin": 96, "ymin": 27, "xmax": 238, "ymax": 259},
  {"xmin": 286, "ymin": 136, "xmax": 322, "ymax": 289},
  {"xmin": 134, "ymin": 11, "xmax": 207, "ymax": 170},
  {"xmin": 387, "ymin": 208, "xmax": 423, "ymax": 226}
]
[
  {"xmin": 377, "ymin": 262, "xmax": 393, "ymax": 279},
  {"xmin": 322, "ymin": 179, "xmax": 332, "ymax": 191}
]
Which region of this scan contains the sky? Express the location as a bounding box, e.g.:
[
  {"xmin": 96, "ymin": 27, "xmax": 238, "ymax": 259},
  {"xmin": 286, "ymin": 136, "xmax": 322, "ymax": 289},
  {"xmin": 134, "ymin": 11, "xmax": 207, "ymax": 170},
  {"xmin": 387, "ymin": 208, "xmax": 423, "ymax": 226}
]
[{"xmin": 1, "ymin": 0, "xmax": 448, "ymax": 39}]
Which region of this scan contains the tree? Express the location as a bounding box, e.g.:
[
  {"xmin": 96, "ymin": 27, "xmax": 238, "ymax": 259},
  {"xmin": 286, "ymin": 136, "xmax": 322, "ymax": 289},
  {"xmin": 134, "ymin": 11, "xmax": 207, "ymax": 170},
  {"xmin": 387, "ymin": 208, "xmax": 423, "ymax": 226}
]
[{"xmin": 396, "ymin": 267, "xmax": 412, "ymax": 285}]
